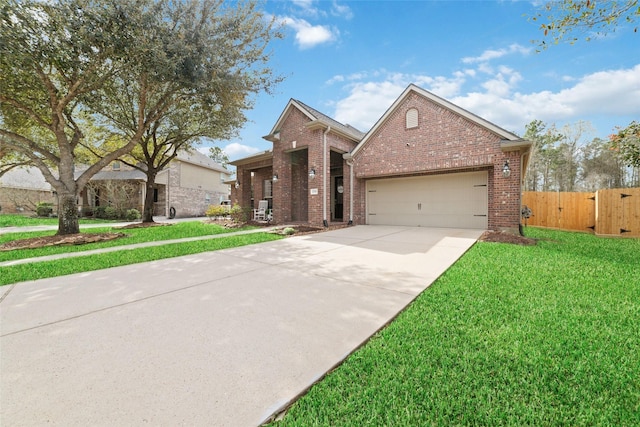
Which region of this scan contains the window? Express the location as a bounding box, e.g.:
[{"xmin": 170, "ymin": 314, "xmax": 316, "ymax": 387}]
[
  {"xmin": 263, "ymin": 179, "xmax": 273, "ymax": 199},
  {"xmin": 406, "ymin": 108, "xmax": 418, "ymax": 129},
  {"xmin": 112, "ymin": 161, "xmax": 121, "ymax": 171},
  {"xmin": 263, "ymin": 179, "xmax": 273, "ymax": 210}
]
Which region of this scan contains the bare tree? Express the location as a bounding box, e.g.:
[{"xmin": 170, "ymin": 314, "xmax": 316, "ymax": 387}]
[{"xmin": 531, "ymin": 1, "xmax": 639, "ymax": 48}]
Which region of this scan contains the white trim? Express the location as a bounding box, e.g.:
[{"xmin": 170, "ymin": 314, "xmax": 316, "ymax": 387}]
[{"xmin": 263, "ymin": 99, "xmax": 316, "ymax": 141}]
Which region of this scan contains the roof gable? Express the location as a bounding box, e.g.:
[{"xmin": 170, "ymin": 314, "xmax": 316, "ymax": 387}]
[
  {"xmin": 176, "ymin": 150, "xmax": 229, "ymax": 174},
  {"xmin": 349, "ymin": 84, "xmax": 521, "ymax": 158},
  {"xmin": 263, "ymin": 99, "xmax": 364, "ymax": 143}
]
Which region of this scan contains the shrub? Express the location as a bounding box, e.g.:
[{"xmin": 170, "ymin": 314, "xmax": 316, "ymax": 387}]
[
  {"xmin": 80, "ymin": 206, "xmax": 93, "ymax": 217},
  {"xmin": 94, "ymin": 206, "xmax": 107, "ymax": 219},
  {"xmin": 104, "ymin": 206, "xmax": 118, "ymax": 219},
  {"xmin": 206, "ymin": 205, "xmax": 229, "ymax": 218},
  {"xmin": 283, "ymin": 227, "xmax": 296, "ymax": 235},
  {"xmin": 126, "ymin": 209, "xmax": 141, "ymax": 221},
  {"xmin": 230, "ymin": 205, "xmax": 250, "ymax": 223},
  {"xmin": 36, "ymin": 202, "xmax": 53, "ymax": 217}
]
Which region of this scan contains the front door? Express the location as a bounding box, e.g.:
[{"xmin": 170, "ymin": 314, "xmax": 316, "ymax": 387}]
[{"xmin": 334, "ymin": 176, "xmax": 344, "ymax": 221}]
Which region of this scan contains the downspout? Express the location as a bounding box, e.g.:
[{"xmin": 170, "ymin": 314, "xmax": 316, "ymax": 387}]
[
  {"xmin": 346, "ymin": 157, "xmax": 354, "ymax": 225},
  {"xmin": 519, "ymin": 150, "xmax": 528, "ymax": 236},
  {"xmin": 322, "ymin": 126, "xmax": 331, "ymax": 227}
]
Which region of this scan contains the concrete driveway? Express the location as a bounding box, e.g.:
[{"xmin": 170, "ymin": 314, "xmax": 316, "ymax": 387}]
[{"xmin": 0, "ymin": 225, "xmax": 482, "ymax": 426}]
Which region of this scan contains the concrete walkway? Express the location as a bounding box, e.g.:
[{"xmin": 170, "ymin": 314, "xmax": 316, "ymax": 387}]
[
  {"xmin": 0, "ymin": 216, "xmax": 204, "ymax": 235},
  {"xmin": 0, "ymin": 225, "xmax": 482, "ymax": 426},
  {"xmin": 0, "ymin": 226, "xmax": 280, "ymax": 267}
]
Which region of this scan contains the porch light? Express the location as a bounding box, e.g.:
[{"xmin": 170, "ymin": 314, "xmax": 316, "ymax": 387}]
[
  {"xmin": 235, "ymin": 181, "xmax": 240, "ymax": 189},
  {"xmin": 502, "ymin": 160, "xmax": 511, "ymax": 178},
  {"xmin": 309, "ymin": 168, "xmax": 316, "ymax": 179},
  {"xmin": 272, "ymin": 174, "xmax": 278, "ymax": 182}
]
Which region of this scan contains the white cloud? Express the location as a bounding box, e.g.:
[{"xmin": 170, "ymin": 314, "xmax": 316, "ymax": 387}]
[
  {"xmin": 325, "ymin": 74, "xmax": 345, "ymax": 85},
  {"xmin": 453, "ymin": 64, "xmax": 640, "ymax": 132},
  {"xmin": 325, "ymin": 71, "xmax": 370, "ymax": 85},
  {"xmin": 223, "ymin": 142, "xmax": 260, "ymax": 160},
  {"xmin": 333, "ymin": 81, "xmax": 405, "ymax": 131},
  {"xmin": 329, "ymin": 62, "xmax": 640, "ymax": 137},
  {"xmin": 280, "ymin": 16, "xmax": 336, "ymax": 49},
  {"xmin": 291, "ymin": 0, "xmax": 319, "ymax": 17},
  {"xmin": 480, "ymin": 67, "xmax": 522, "ymax": 97},
  {"xmin": 331, "ymin": 71, "xmax": 467, "ymax": 130},
  {"xmin": 292, "ymin": 0, "xmax": 314, "ymax": 8},
  {"xmin": 331, "ymin": 1, "xmax": 353, "ymax": 19},
  {"xmin": 462, "ymin": 43, "xmax": 531, "ymax": 64}
]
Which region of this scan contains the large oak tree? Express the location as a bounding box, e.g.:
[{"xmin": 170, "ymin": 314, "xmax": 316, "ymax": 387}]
[
  {"xmin": 0, "ymin": 0, "xmax": 281, "ymax": 234},
  {"xmin": 85, "ymin": 0, "xmax": 281, "ymax": 223}
]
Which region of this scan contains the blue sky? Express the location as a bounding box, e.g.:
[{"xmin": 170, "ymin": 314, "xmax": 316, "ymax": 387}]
[{"xmin": 204, "ymin": 0, "xmax": 640, "ymax": 160}]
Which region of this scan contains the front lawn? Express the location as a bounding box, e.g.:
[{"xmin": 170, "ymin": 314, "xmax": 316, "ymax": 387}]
[
  {"xmin": 0, "ymin": 232, "xmax": 282, "ymax": 286},
  {"xmin": 0, "ymin": 213, "xmax": 116, "ymax": 227},
  {"xmin": 0, "ymin": 221, "xmax": 257, "ymax": 262},
  {"xmin": 270, "ymin": 228, "xmax": 640, "ymax": 426}
]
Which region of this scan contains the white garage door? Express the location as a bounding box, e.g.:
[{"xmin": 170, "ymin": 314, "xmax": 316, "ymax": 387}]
[{"xmin": 367, "ymin": 171, "xmax": 488, "ymax": 229}]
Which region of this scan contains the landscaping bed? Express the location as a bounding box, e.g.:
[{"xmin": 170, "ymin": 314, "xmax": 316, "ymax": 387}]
[
  {"xmin": 0, "ymin": 232, "xmax": 126, "ymax": 251},
  {"xmin": 479, "ymin": 229, "xmax": 537, "ymax": 245}
]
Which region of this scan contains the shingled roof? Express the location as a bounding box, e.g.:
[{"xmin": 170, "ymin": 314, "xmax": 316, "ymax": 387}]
[
  {"xmin": 0, "ymin": 167, "xmax": 51, "ymax": 190},
  {"xmin": 293, "ymin": 99, "xmax": 366, "ymax": 141}
]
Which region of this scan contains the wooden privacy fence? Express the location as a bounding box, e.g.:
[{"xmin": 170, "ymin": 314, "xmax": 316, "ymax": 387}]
[{"xmin": 522, "ymin": 188, "xmax": 640, "ymax": 237}]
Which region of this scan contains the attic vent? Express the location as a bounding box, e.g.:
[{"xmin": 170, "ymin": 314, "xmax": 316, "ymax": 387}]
[{"xmin": 406, "ymin": 108, "xmax": 418, "ymax": 129}]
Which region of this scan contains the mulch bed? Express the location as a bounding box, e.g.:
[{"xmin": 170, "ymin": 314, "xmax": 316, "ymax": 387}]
[
  {"xmin": 479, "ymin": 230, "xmax": 537, "ymax": 246},
  {"xmin": 114, "ymin": 222, "xmax": 173, "ymax": 230},
  {"xmin": 0, "ymin": 232, "xmax": 127, "ymax": 251}
]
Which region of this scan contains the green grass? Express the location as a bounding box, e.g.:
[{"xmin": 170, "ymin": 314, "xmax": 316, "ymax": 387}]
[
  {"xmin": 0, "ymin": 221, "xmax": 257, "ymax": 262},
  {"xmin": 0, "ymin": 213, "xmax": 116, "ymax": 227},
  {"xmin": 269, "ymin": 228, "xmax": 640, "ymax": 426},
  {"xmin": 0, "ymin": 232, "xmax": 282, "ymax": 286}
]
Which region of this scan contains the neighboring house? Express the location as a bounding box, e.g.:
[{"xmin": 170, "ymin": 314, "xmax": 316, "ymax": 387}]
[
  {"xmin": 154, "ymin": 150, "xmax": 231, "ymax": 217},
  {"xmin": 0, "ymin": 167, "xmax": 55, "ymax": 214},
  {"xmin": 1, "ymin": 150, "xmax": 230, "ymax": 218},
  {"xmin": 230, "ymin": 84, "xmax": 531, "ymax": 233},
  {"xmin": 85, "ymin": 150, "xmax": 231, "ymax": 218}
]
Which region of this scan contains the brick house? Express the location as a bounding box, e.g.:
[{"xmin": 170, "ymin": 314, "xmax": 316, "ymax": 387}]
[
  {"xmin": 230, "ymin": 84, "xmax": 531, "ymax": 232},
  {"xmin": 0, "ymin": 167, "xmax": 55, "ymax": 214}
]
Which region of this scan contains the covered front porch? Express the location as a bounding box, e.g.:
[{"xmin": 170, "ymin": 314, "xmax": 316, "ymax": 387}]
[{"xmin": 229, "ymin": 148, "xmax": 351, "ymax": 227}]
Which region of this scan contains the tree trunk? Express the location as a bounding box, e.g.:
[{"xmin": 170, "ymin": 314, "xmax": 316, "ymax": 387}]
[
  {"xmin": 142, "ymin": 180, "xmax": 156, "ymax": 223},
  {"xmin": 57, "ymin": 192, "xmax": 80, "ymax": 235},
  {"xmin": 142, "ymin": 167, "xmax": 162, "ymax": 223}
]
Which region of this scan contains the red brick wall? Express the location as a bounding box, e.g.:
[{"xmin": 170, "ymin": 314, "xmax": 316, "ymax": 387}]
[
  {"xmin": 272, "ymin": 108, "xmax": 320, "ymax": 223},
  {"xmin": 233, "ymin": 157, "xmax": 272, "ymax": 211},
  {"xmin": 271, "ymin": 107, "xmax": 358, "ymax": 226},
  {"xmin": 351, "ymin": 92, "xmax": 523, "ymax": 230}
]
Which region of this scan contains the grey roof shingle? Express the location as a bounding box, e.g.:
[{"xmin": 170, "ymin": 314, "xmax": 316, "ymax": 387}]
[
  {"xmin": 177, "ymin": 150, "xmax": 229, "ymax": 173},
  {"xmin": 0, "ymin": 167, "xmax": 51, "ymax": 190},
  {"xmin": 293, "ymin": 99, "xmax": 366, "ymax": 140},
  {"xmin": 91, "ymin": 170, "xmax": 147, "ymax": 181}
]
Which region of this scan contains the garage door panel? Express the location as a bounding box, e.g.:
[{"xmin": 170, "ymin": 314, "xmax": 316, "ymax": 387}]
[{"xmin": 367, "ymin": 171, "xmax": 488, "ymax": 229}]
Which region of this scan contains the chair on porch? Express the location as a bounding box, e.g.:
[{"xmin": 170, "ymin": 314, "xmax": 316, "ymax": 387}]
[{"xmin": 253, "ymin": 200, "xmax": 269, "ymax": 221}]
